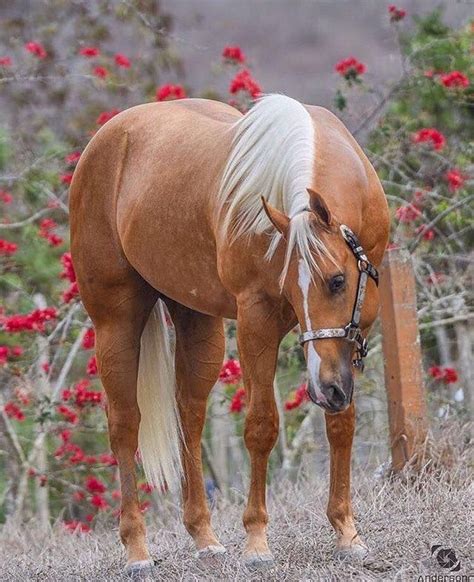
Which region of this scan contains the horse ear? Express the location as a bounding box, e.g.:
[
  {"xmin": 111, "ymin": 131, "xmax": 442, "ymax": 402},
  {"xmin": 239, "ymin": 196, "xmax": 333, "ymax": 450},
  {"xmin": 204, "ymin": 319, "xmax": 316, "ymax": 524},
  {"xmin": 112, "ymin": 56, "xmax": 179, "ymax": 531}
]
[
  {"xmin": 261, "ymin": 197, "xmax": 290, "ymax": 237},
  {"xmin": 307, "ymin": 188, "xmax": 333, "ymax": 227}
]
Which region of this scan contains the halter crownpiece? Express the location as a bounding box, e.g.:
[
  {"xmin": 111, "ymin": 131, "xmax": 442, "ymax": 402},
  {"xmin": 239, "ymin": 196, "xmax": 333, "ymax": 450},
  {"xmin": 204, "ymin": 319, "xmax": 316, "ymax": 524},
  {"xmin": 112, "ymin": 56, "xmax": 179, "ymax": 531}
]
[{"xmin": 299, "ymin": 224, "xmax": 379, "ymax": 370}]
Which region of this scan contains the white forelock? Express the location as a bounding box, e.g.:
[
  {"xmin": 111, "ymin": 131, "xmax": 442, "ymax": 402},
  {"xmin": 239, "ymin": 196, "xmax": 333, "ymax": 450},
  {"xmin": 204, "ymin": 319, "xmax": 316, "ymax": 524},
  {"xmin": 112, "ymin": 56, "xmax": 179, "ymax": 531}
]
[{"xmin": 217, "ymin": 94, "xmax": 335, "ymax": 284}]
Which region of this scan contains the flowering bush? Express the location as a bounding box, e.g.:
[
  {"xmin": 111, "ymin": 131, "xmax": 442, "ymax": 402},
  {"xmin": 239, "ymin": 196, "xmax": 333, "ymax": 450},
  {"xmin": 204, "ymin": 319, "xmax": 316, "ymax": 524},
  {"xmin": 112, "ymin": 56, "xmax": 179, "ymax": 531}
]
[{"xmin": 362, "ymin": 9, "xmax": 471, "ymax": 418}]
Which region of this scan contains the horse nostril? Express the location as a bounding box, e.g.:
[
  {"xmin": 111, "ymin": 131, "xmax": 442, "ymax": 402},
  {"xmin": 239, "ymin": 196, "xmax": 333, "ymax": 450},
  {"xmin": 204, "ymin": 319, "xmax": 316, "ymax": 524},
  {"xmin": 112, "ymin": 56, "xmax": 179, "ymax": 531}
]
[{"xmin": 324, "ymin": 383, "xmax": 346, "ymax": 408}]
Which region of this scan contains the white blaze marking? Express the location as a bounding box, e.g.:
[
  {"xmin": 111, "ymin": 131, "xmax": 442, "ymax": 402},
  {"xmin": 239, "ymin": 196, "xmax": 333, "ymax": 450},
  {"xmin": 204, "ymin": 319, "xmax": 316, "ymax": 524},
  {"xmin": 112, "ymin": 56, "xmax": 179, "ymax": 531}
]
[{"xmin": 298, "ymin": 259, "xmax": 327, "ymax": 404}]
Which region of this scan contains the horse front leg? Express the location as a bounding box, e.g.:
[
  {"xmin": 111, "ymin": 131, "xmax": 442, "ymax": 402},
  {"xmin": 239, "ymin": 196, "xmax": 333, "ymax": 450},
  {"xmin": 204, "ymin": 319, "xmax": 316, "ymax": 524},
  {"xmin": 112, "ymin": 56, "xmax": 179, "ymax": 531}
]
[
  {"xmin": 237, "ymin": 295, "xmax": 285, "ymax": 568},
  {"xmin": 325, "ymin": 402, "xmax": 368, "ymax": 558}
]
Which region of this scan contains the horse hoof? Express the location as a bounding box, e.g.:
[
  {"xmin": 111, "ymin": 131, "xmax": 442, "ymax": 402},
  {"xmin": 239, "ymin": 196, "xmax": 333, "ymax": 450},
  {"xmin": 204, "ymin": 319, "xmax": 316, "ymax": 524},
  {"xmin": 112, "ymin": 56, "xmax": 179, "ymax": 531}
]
[
  {"xmin": 334, "ymin": 544, "xmax": 369, "ymax": 561},
  {"xmin": 195, "ymin": 544, "xmax": 227, "ymax": 559},
  {"xmin": 243, "ymin": 552, "xmax": 275, "ymax": 569},
  {"xmin": 124, "ymin": 559, "xmax": 156, "ymax": 576}
]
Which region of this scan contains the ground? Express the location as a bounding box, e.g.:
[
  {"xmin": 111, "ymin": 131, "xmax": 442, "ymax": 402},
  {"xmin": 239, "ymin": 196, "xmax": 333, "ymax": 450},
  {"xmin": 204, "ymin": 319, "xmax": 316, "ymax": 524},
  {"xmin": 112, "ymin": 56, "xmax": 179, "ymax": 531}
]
[{"xmin": 1, "ymin": 458, "xmax": 472, "ymax": 581}]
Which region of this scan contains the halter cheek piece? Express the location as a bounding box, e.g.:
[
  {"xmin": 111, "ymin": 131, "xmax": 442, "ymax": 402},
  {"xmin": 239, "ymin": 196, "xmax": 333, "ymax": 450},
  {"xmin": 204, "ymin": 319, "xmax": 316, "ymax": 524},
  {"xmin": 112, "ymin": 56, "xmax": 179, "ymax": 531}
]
[{"xmin": 298, "ymin": 224, "xmax": 379, "ymax": 371}]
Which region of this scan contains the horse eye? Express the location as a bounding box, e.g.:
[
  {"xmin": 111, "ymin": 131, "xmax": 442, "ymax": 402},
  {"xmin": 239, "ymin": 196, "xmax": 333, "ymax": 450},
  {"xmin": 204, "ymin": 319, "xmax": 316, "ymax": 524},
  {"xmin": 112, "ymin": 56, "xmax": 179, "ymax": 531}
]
[{"xmin": 329, "ymin": 274, "xmax": 345, "ymax": 293}]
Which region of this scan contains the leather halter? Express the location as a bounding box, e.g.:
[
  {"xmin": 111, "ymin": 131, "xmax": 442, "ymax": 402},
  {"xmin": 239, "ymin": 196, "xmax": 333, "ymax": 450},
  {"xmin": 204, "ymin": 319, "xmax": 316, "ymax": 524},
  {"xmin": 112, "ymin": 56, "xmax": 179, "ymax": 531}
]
[{"xmin": 298, "ymin": 224, "xmax": 379, "ymax": 370}]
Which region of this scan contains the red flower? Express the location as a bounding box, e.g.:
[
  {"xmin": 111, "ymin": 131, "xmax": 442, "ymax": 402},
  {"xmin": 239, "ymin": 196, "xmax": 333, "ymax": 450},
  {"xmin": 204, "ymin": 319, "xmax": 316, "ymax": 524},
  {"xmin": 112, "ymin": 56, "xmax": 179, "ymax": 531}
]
[
  {"xmin": 11, "ymin": 346, "xmax": 23, "ymax": 358},
  {"xmin": 428, "ymin": 365, "xmax": 459, "ymax": 384},
  {"xmin": 427, "ymin": 272, "xmax": 444, "ymax": 285},
  {"xmin": 62, "ymin": 282, "xmax": 79, "ymax": 304},
  {"xmin": 229, "ymin": 387, "xmax": 246, "ymax": 413},
  {"xmin": 0, "ymin": 239, "xmax": 18, "ymax": 256},
  {"xmin": 3, "ymin": 307, "xmax": 58, "ymax": 333},
  {"xmin": 82, "ymin": 328, "xmax": 95, "ymax": 350},
  {"xmin": 57, "ymin": 404, "xmax": 78, "ymax": 424},
  {"xmin": 60, "ymin": 252, "xmax": 76, "ymax": 283},
  {"xmin": 65, "ymin": 151, "xmax": 81, "ymax": 165},
  {"xmin": 60, "ymin": 254, "xmax": 79, "ymax": 304},
  {"xmin": 60, "ymin": 172, "xmax": 74, "ymax": 185},
  {"xmin": 114, "ymin": 53, "xmax": 131, "ymax": 68},
  {"xmin": 219, "ymin": 358, "xmax": 242, "ymax": 384},
  {"xmin": 60, "ymin": 429, "xmax": 72, "ymax": 442},
  {"xmin": 4, "ymin": 401, "xmax": 25, "ymax": 421},
  {"xmin": 0, "ymin": 56, "xmax": 12, "ymax": 67},
  {"xmin": 440, "ymin": 71, "xmax": 469, "ymax": 89},
  {"xmin": 334, "ymin": 57, "xmax": 367, "ymax": 80},
  {"xmin": 99, "ymin": 453, "xmax": 117, "ymax": 466},
  {"xmin": 222, "ymin": 46, "xmax": 246, "ymax": 64},
  {"xmin": 284, "ymin": 383, "xmax": 309, "ymax": 410},
  {"xmin": 96, "ymin": 109, "xmax": 120, "ymax": 126},
  {"xmin": 42, "ymin": 362, "xmax": 50, "ymax": 373},
  {"xmin": 445, "ymin": 169, "xmax": 465, "ymax": 192},
  {"xmin": 79, "ymin": 47, "xmax": 100, "ymax": 58},
  {"xmin": 90, "ymin": 493, "xmax": 108, "ymax": 510},
  {"xmin": 428, "ymin": 365, "xmax": 443, "ymax": 380},
  {"xmin": 412, "ymin": 190, "xmax": 425, "ymax": 208},
  {"xmin": 25, "ymin": 41, "xmax": 47, "ymax": 59},
  {"xmin": 443, "ymin": 367, "xmax": 458, "ymax": 384},
  {"xmin": 73, "ymin": 379, "xmax": 102, "ymax": 407},
  {"xmin": 85, "ymin": 476, "xmax": 106, "ymax": 493},
  {"xmin": 416, "ymin": 224, "xmax": 435, "ymax": 241},
  {"xmin": 229, "ymin": 69, "xmax": 262, "ymax": 98},
  {"xmin": 388, "ymin": 5, "xmax": 406, "ymax": 22},
  {"xmin": 61, "ymin": 388, "xmax": 73, "ymax": 401},
  {"xmin": 38, "ymin": 218, "xmax": 63, "ymax": 246},
  {"xmin": 0, "ymin": 190, "xmax": 13, "ymax": 204},
  {"xmin": 395, "ymin": 204, "xmax": 421, "ymax": 223},
  {"xmin": 87, "ymin": 355, "xmax": 98, "ymax": 376},
  {"xmin": 156, "ymin": 84, "xmax": 187, "ymax": 101},
  {"xmin": 0, "ymin": 347, "xmax": 8, "ymax": 365},
  {"xmin": 93, "ymin": 66, "xmax": 108, "ymax": 79},
  {"xmin": 412, "ymin": 128, "xmax": 446, "ymax": 151},
  {"xmin": 64, "ymin": 520, "xmax": 91, "ymax": 533},
  {"xmin": 14, "ymin": 386, "xmax": 29, "ymax": 405}
]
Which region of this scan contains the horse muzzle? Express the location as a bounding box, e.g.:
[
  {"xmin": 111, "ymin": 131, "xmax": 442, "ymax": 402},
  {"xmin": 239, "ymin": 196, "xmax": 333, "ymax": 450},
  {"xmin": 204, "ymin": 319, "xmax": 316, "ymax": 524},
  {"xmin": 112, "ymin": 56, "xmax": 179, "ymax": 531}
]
[{"xmin": 307, "ymin": 377, "xmax": 354, "ymax": 414}]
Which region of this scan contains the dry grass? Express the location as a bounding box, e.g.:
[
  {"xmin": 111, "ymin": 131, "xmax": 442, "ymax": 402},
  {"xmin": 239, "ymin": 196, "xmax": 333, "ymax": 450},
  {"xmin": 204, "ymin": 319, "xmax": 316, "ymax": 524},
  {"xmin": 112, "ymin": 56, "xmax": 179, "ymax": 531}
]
[{"xmin": 1, "ymin": 426, "xmax": 472, "ymax": 581}]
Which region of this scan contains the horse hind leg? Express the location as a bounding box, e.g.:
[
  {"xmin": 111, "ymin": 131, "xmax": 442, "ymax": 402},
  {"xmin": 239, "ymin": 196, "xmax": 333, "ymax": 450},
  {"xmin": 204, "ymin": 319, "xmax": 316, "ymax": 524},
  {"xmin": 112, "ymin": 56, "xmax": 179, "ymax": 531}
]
[
  {"xmin": 80, "ymin": 272, "xmax": 159, "ymax": 572},
  {"xmin": 165, "ymin": 300, "xmax": 226, "ymax": 558}
]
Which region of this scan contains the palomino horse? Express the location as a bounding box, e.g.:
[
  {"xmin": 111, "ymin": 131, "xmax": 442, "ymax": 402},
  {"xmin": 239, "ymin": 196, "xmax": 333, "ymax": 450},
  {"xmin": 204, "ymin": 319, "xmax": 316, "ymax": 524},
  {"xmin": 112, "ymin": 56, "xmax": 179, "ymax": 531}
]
[{"xmin": 70, "ymin": 94, "xmax": 389, "ymax": 572}]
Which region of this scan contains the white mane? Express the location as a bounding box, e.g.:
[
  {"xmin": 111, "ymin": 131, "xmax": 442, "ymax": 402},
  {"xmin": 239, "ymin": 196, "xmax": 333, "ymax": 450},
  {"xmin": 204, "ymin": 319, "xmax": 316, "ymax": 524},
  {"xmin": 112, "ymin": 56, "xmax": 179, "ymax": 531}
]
[{"xmin": 217, "ymin": 94, "xmax": 334, "ymax": 283}]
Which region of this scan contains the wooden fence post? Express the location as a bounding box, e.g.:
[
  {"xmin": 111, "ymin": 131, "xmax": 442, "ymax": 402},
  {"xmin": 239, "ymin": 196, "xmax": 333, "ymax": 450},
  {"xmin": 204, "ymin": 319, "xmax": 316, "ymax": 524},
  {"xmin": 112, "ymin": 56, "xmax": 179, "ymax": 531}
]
[{"xmin": 379, "ymin": 248, "xmax": 428, "ymax": 471}]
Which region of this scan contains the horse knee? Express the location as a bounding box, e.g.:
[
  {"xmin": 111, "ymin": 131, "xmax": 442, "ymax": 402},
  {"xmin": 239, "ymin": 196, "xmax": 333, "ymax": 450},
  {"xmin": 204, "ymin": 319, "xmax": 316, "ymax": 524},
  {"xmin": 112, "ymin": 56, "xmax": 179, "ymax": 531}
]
[{"xmin": 244, "ymin": 405, "xmax": 278, "ymax": 454}]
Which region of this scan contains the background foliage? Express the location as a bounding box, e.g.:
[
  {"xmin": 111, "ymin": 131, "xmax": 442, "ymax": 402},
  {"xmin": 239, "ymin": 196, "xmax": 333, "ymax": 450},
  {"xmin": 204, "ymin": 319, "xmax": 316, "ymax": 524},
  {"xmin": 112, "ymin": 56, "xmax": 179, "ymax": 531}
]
[{"xmin": 0, "ymin": 3, "xmax": 472, "ymax": 534}]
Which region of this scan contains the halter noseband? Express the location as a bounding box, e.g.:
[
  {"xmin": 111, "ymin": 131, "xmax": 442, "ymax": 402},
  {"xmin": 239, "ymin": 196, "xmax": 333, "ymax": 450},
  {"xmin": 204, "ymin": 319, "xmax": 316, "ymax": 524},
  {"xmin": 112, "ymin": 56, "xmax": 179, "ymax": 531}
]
[{"xmin": 298, "ymin": 224, "xmax": 379, "ymax": 371}]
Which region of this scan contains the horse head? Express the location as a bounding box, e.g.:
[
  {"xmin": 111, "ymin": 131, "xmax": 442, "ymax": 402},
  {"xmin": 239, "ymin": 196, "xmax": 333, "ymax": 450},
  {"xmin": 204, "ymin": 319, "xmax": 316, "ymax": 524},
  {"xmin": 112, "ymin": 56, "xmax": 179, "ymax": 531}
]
[{"xmin": 263, "ymin": 188, "xmax": 380, "ymax": 414}]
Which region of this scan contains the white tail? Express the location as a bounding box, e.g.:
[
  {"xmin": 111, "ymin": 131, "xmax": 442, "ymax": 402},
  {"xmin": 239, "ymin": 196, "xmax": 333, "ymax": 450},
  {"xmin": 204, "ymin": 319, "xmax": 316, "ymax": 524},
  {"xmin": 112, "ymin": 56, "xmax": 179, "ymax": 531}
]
[{"xmin": 137, "ymin": 299, "xmax": 183, "ymax": 491}]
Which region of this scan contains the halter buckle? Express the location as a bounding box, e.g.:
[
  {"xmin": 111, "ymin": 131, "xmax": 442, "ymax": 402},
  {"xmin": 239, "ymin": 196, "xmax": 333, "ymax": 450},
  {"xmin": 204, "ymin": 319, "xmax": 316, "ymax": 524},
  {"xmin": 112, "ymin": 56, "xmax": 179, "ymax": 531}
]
[{"xmin": 344, "ymin": 323, "xmax": 360, "ymax": 342}]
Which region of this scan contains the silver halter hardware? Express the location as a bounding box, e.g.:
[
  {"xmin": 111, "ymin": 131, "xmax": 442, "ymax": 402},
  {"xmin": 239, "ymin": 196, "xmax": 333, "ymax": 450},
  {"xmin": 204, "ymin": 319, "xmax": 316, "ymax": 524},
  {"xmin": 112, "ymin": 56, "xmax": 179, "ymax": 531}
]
[{"xmin": 299, "ymin": 224, "xmax": 379, "ymax": 370}]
